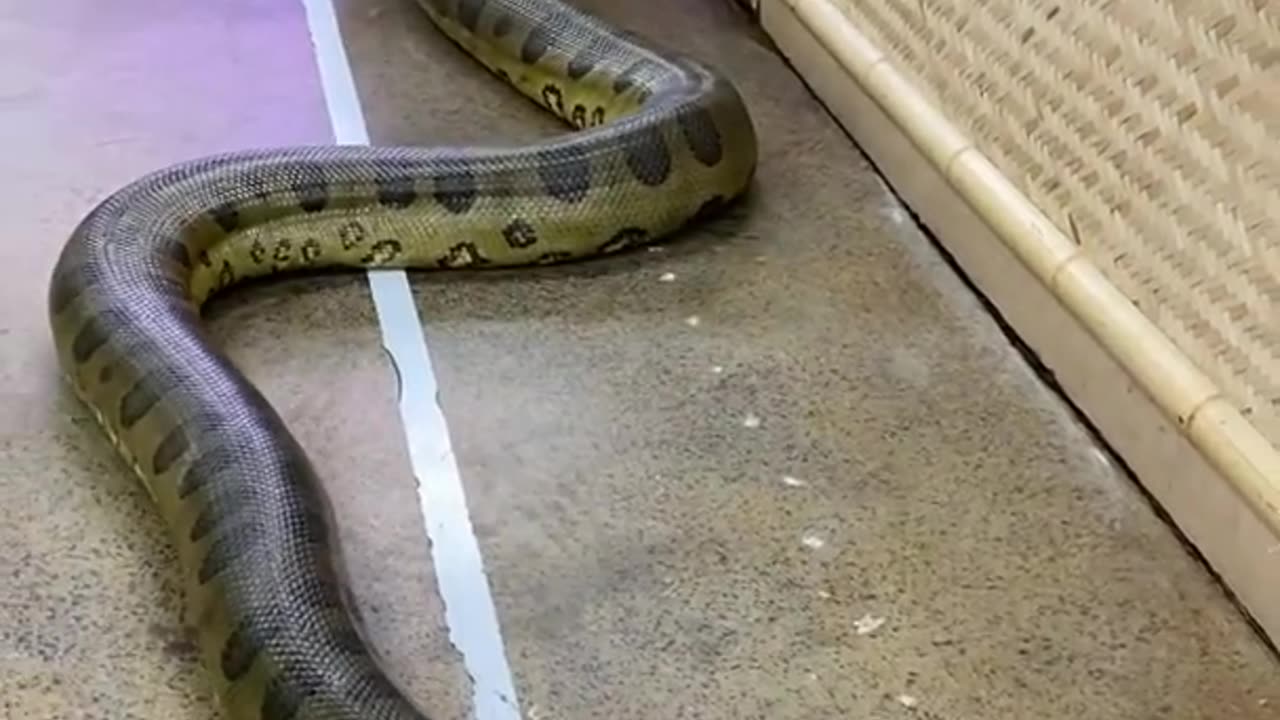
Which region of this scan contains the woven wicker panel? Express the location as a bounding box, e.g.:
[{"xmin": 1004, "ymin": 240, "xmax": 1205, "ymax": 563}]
[{"xmin": 829, "ymin": 0, "xmax": 1280, "ymax": 442}]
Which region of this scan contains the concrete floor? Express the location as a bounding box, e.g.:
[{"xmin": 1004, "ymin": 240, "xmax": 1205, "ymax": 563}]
[{"xmin": 2, "ymin": 0, "xmax": 1277, "ymax": 718}]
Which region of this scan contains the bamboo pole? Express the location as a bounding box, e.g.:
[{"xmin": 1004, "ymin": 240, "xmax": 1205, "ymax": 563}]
[{"xmin": 777, "ymin": 0, "xmax": 1280, "ymax": 533}]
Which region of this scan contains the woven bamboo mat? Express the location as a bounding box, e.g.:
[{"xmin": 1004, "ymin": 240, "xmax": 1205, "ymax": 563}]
[{"xmin": 828, "ymin": 0, "xmax": 1280, "ymax": 445}]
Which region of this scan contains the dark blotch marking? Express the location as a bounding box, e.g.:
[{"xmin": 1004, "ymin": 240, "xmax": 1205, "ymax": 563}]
[
  {"xmin": 536, "ymin": 146, "xmax": 592, "ymax": 203},
  {"xmin": 198, "ymin": 250, "xmax": 213, "ymax": 268},
  {"xmin": 261, "ymin": 677, "xmax": 303, "ymax": 720},
  {"xmin": 178, "ymin": 467, "xmax": 201, "ymax": 499},
  {"xmin": 167, "ymin": 240, "xmax": 191, "ymax": 270},
  {"xmin": 536, "ymin": 251, "xmax": 573, "ymax": 264},
  {"xmin": 249, "ymin": 239, "xmax": 267, "ymax": 264},
  {"xmin": 520, "ymin": 20, "xmax": 552, "ymax": 63},
  {"xmin": 152, "ymin": 425, "xmax": 190, "ymax": 476},
  {"xmin": 292, "ymin": 170, "xmax": 329, "ymax": 213},
  {"xmin": 567, "ymin": 43, "xmax": 599, "ymax": 80},
  {"xmin": 217, "ymin": 260, "xmax": 235, "ymax": 289},
  {"xmin": 591, "ymin": 106, "xmax": 606, "ymax": 126},
  {"xmin": 71, "ymin": 314, "xmax": 111, "ymax": 364},
  {"xmin": 210, "ymin": 203, "xmax": 240, "ymax": 233},
  {"xmin": 359, "ymin": 239, "xmax": 404, "ymax": 265},
  {"xmin": 219, "ymin": 622, "xmax": 260, "ymax": 681},
  {"xmin": 339, "ymin": 221, "xmax": 367, "ymax": 250},
  {"xmin": 98, "ymin": 364, "xmax": 114, "ymax": 384},
  {"xmin": 301, "ymin": 238, "xmax": 322, "ymax": 264},
  {"xmin": 502, "ymin": 219, "xmax": 538, "ymax": 248},
  {"xmin": 457, "ymin": 0, "xmax": 485, "ymax": 31},
  {"xmin": 273, "ymin": 239, "xmax": 293, "ymax": 263},
  {"xmin": 492, "ymin": 13, "xmax": 513, "ymax": 37},
  {"xmin": 613, "ymin": 75, "xmax": 635, "ymax": 95},
  {"xmin": 435, "ymin": 242, "xmax": 491, "ymax": 268},
  {"xmin": 189, "ymin": 504, "xmax": 217, "ymax": 543},
  {"xmin": 678, "ymin": 106, "xmax": 724, "ymax": 167},
  {"xmin": 599, "ymin": 227, "xmax": 651, "ymax": 253},
  {"xmin": 433, "ymin": 165, "xmax": 477, "ymax": 214},
  {"xmin": 119, "ymin": 378, "xmax": 160, "ymax": 429},
  {"xmin": 376, "ymin": 176, "xmax": 417, "ymax": 208},
  {"xmin": 623, "ymin": 126, "xmax": 672, "ymax": 186},
  {"xmin": 691, "ymin": 194, "xmax": 727, "ymax": 223},
  {"xmin": 178, "ymin": 444, "xmax": 235, "ymax": 500},
  {"xmin": 571, "ymin": 104, "xmax": 588, "ymax": 129},
  {"xmin": 541, "ymin": 84, "xmax": 566, "ymax": 117},
  {"xmin": 198, "ymin": 529, "xmax": 246, "ymax": 584},
  {"xmin": 48, "ymin": 271, "xmax": 82, "ymax": 315},
  {"xmin": 612, "ymin": 60, "xmax": 650, "ymax": 94}
]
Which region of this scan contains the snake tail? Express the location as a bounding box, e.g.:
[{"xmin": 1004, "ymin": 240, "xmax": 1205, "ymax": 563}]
[{"xmin": 46, "ymin": 0, "xmax": 757, "ymax": 718}]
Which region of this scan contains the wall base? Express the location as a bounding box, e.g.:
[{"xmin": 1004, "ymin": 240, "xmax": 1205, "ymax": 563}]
[{"xmin": 754, "ymin": 0, "xmax": 1280, "ymax": 646}]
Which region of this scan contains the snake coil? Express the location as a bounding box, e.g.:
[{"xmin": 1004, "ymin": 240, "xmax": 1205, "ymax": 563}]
[{"xmin": 47, "ymin": 0, "xmax": 757, "ymax": 717}]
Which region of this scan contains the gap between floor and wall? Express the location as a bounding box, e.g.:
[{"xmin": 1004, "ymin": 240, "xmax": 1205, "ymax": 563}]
[{"xmin": 726, "ymin": 0, "xmax": 1280, "ymax": 653}]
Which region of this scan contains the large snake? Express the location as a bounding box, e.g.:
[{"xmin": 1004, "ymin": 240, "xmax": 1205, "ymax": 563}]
[{"xmin": 45, "ymin": 0, "xmax": 756, "ymax": 717}]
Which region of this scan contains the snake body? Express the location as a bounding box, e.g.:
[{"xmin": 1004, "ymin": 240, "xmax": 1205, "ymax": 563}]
[{"xmin": 46, "ymin": 0, "xmax": 756, "ymax": 718}]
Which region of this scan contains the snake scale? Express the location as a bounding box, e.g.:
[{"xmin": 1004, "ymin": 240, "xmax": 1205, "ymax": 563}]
[{"xmin": 46, "ymin": 0, "xmax": 756, "ymax": 717}]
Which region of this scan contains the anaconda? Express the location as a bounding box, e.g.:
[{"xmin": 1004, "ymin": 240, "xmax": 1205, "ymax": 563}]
[{"xmin": 46, "ymin": 0, "xmax": 756, "ymax": 717}]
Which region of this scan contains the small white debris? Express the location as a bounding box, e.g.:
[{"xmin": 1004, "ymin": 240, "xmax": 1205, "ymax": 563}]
[
  {"xmin": 685, "ymin": 315, "xmax": 701, "ymax": 327},
  {"xmin": 884, "ymin": 206, "xmax": 910, "ymax": 225},
  {"xmin": 781, "ymin": 475, "xmax": 807, "ymax": 487},
  {"xmin": 659, "ymin": 272, "xmax": 677, "ymax": 282},
  {"xmin": 817, "ymin": 589, "xmax": 832, "ymax": 599},
  {"xmin": 1089, "ymin": 446, "xmax": 1112, "ymax": 469},
  {"xmin": 896, "ymin": 694, "xmax": 919, "ymax": 709},
  {"xmin": 647, "ymin": 246, "xmax": 664, "ymax": 253},
  {"xmin": 854, "ymin": 613, "xmax": 886, "ymax": 635},
  {"xmin": 710, "ymin": 365, "xmax": 724, "ymax": 374},
  {"xmin": 742, "ymin": 413, "xmax": 761, "ymax": 428},
  {"xmin": 801, "ymin": 534, "xmax": 825, "ymax": 549}
]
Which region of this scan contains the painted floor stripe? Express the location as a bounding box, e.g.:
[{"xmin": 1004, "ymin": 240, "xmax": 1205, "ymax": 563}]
[{"xmin": 297, "ymin": 1, "xmax": 523, "ymax": 718}]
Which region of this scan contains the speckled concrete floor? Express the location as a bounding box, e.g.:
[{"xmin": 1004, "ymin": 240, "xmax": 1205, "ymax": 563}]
[{"xmin": 2, "ymin": 0, "xmax": 1278, "ymax": 718}]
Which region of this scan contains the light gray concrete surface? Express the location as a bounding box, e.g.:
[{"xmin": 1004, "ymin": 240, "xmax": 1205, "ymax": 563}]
[{"xmin": 2, "ymin": 0, "xmax": 1277, "ymax": 718}]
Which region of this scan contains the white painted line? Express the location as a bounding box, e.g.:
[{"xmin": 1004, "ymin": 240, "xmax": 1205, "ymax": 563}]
[{"xmin": 298, "ymin": 1, "xmax": 523, "ymax": 719}]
